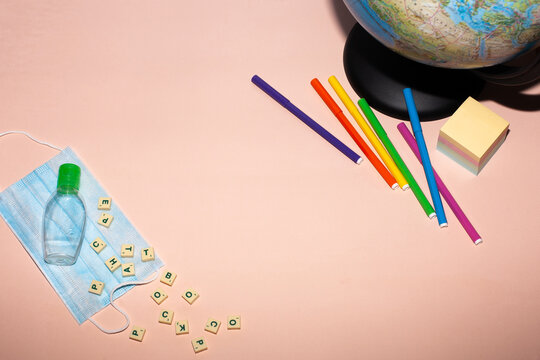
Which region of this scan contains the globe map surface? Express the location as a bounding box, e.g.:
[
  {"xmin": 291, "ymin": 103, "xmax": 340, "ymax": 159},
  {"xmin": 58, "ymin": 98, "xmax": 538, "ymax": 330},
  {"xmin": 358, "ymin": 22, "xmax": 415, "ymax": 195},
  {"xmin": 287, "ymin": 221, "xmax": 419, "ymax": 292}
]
[{"xmin": 343, "ymin": 0, "xmax": 540, "ymax": 69}]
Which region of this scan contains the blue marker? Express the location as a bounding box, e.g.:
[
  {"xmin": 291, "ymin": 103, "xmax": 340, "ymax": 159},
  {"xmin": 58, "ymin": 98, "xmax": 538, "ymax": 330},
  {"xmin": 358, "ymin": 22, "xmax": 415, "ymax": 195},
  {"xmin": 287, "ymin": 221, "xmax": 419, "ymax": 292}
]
[
  {"xmin": 251, "ymin": 75, "xmax": 362, "ymax": 165},
  {"xmin": 403, "ymin": 88, "xmax": 447, "ymax": 228}
]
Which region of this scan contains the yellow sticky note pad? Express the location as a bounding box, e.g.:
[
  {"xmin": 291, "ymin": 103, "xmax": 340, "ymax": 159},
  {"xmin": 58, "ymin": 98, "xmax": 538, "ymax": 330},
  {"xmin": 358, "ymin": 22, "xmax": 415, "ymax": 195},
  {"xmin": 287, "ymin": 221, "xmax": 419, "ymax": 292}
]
[{"xmin": 438, "ymin": 97, "xmax": 509, "ymax": 174}]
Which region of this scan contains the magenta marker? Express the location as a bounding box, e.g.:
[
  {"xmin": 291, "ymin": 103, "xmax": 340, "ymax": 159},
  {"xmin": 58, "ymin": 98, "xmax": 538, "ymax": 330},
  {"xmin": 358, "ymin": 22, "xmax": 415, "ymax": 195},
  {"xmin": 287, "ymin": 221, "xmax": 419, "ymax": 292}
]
[{"xmin": 398, "ymin": 122, "xmax": 482, "ymax": 245}]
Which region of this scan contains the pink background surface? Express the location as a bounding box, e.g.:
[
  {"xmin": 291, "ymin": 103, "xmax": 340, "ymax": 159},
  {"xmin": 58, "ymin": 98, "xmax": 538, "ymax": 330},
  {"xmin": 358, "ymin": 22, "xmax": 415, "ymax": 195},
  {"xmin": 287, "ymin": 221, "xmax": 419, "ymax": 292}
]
[{"xmin": 1, "ymin": 1, "xmax": 540, "ymax": 359}]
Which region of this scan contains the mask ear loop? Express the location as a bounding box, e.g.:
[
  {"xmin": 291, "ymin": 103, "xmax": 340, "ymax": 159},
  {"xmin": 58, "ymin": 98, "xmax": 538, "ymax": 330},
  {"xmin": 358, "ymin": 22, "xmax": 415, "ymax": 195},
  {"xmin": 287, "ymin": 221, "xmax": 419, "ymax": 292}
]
[
  {"xmin": 88, "ymin": 271, "xmax": 159, "ymax": 334},
  {"xmin": 0, "ymin": 130, "xmax": 63, "ymax": 151}
]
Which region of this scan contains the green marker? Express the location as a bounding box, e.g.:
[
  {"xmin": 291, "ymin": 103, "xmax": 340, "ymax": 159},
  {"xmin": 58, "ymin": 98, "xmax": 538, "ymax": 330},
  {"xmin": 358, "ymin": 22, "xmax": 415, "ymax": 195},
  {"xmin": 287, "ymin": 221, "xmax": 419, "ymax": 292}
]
[{"xmin": 358, "ymin": 98, "xmax": 436, "ymax": 219}]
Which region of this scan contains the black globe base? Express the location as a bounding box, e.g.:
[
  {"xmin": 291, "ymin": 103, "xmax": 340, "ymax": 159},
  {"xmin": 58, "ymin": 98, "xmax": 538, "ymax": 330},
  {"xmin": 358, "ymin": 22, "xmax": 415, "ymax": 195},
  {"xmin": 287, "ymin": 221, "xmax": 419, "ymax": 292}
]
[{"xmin": 343, "ymin": 24, "xmax": 485, "ymax": 121}]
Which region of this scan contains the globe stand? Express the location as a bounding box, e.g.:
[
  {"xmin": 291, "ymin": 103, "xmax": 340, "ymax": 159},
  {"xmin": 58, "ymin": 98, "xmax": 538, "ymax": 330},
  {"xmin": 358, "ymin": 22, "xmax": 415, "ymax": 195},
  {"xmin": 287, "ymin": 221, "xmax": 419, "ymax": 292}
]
[{"xmin": 343, "ymin": 24, "xmax": 485, "ymax": 121}]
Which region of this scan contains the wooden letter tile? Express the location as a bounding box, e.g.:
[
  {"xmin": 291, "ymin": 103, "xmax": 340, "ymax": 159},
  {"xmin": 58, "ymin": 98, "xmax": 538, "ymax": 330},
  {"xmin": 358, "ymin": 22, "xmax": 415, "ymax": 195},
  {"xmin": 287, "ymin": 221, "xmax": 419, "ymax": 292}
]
[
  {"xmin": 121, "ymin": 262, "xmax": 135, "ymax": 277},
  {"xmin": 105, "ymin": 256, "xmax": 121, "ymax": 272},
  {"xmin": 98, "ymin": 213, "xmax": 114, "ymax": 228},
  {"xmin": 129, "ymin": 326, "xmax": 146, "ymax": 342},
  {"xmin": 182, "ymin": 289, "xmax": 199, "ymax": 305},
  {"xmin": 150, "ymin": 289, "xmax": 168, "ymax": 305},
  {"xmin": 97, "ymin": 197, "xmax": 112, "ymax": 210},
  {"xmin": 121, "ymin": 244, "xmax": 134, "ymax": 258},
  {"xmin": 159, "ymin": 310, "xmax": 174, "ymax": 325},
  {"xmin": 90, "ymin": 237, "xmax": 106, "ymax": 254},
  {"xmin": 175, "ymin": 320, "xmax": 189, "ymax": 335},
  {"xmin": 191, "ymin": 337, "xmax": 208, "ymax": 353},
  {"xmin": 141, "ymin": 247, "xmax": 155, "ymax": 262},
  {"xmin": 204, "ymin": 318, "xmax": 221, "ymax": 334},
  {"xmin": 160, "ymin": 270, "xmax": 177, "ymax": 286},
  {"xmin": 227, "ymin": 315, "xmax": 241, "ymax": 330},
  {"xmin": 88, "ymin": 280, "xmax": 104, "ymax": 295}
]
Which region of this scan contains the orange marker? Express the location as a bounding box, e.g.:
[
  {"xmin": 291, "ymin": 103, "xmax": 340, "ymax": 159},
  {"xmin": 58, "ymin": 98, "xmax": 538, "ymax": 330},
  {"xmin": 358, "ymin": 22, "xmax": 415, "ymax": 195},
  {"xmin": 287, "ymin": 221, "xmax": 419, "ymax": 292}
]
[{"xmin": 310, "ymin": 78, "xmax": 398, "ymax": 189}]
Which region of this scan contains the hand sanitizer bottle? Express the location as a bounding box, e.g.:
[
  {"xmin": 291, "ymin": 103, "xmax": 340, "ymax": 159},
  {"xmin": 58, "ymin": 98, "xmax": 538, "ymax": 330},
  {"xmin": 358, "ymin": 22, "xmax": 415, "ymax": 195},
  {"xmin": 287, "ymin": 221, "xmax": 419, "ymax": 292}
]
[{"xmin": 43, "ymin": 163, "xmax": 86, "ymax": 265}]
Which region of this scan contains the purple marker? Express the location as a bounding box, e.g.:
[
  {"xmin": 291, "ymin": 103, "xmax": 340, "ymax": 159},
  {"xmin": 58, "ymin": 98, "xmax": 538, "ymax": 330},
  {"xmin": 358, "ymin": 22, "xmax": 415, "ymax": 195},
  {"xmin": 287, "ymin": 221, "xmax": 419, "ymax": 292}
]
[
  {"xmin": 397, "ymin": 122, "xmax": 482, "ymax": 245},
  {"xmin": 251, "ymin": 75, "xmax": 362, "ymax": 165}
]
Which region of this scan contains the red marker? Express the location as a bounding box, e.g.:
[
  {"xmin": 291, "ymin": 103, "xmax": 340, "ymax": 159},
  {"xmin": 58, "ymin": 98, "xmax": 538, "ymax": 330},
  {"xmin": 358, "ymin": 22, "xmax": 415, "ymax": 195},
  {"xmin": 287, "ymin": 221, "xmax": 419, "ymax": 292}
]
[{"xmin": 310, "ymin": 78, "xmax": 398, "ymax": 189}]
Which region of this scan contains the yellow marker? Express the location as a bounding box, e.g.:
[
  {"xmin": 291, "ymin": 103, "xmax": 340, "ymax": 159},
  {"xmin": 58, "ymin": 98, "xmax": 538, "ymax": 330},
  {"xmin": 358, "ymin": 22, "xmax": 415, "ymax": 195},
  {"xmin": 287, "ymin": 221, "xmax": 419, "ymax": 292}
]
[{"xmin": 328, "ymin": 76, "xmax": 409, "ymax": 190}]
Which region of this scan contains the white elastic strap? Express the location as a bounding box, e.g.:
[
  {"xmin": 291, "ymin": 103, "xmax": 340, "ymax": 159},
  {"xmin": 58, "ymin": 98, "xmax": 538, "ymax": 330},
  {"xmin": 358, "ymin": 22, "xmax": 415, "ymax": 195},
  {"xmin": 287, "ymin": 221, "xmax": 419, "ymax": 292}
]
[
  {"xmin": 0, "ymin": 130, "xmax": 62, "ymax": 151},
  {"xmin": 88, "ymin": 271, "xmax": 159, "ymax": 334}
]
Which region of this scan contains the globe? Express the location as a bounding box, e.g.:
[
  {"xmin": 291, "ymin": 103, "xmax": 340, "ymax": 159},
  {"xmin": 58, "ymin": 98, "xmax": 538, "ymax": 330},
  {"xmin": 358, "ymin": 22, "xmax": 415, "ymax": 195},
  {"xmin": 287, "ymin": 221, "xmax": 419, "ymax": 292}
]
[{"xmin": 343, "ymin": 0, "xmax": 540, "ymax": 69}]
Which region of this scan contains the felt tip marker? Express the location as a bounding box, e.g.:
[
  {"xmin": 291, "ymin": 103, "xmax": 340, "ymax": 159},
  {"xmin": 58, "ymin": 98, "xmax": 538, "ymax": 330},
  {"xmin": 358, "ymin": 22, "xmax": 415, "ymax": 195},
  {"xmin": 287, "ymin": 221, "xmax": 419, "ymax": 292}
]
[
  {"xmin": 398, "ymin": 122, "xmax": 482, "ymax": 244},
  {"xmin": 358, "ymin": 98, "xmax": 436, "ymax": 218},
  {"xmin": 310, "ymin": 78, "xmax": 398, "ymax": 189},
  {"xmin": 403, "ymin": 88, "xmax": 447, "ymax": 227},
  {"xmin": 328, "ymin": 76, "xmax": 409, "ymax": 190},
  {"xmin": 251, "ymin": 75, "xmax": 362, "ymax": 164}
]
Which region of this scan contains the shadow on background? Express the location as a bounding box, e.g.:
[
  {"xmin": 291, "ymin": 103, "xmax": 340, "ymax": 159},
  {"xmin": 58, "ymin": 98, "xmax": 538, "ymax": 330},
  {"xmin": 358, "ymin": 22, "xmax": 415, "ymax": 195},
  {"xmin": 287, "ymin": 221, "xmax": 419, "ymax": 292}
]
[
  {"xmin": 328, "ymin": 0, "xmax": 540, "ymax": 113},
  {"xmin": 478, "ymin": 83, "xmax": 540, "ymax": 111},
  {"xmin": 329, "ymin": 0, "xmax": 356, "ymax": 37},
  {"xmin": 476, "ymin": 49, "xmax": 540, "ymax": 111}
]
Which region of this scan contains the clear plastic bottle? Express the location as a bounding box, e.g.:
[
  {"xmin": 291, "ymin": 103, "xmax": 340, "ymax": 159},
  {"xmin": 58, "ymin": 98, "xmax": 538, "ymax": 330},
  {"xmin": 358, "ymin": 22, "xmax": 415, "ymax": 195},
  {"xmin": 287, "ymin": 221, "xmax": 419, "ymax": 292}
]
[{"xmin": 43, "ymin": 163, "xmax": 86, "ymax": 265}]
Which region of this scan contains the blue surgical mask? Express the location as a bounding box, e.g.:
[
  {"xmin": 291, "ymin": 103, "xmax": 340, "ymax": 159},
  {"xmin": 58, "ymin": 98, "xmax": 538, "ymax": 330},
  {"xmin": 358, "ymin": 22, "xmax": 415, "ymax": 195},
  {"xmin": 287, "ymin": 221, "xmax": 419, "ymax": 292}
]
[{"xmin": 0, "ymin": 133, "xmax": 164, "ymax": 333}]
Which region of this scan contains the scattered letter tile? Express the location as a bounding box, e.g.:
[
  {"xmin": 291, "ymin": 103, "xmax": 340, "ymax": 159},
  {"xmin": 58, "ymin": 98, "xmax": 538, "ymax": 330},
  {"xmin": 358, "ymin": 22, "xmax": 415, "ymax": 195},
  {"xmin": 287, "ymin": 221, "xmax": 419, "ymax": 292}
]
[
  {"xmin": 175, "ymin": 320, "xmax": 189, "ymax": 335},
  {"xmin": 121, "ymin": 262, "xmax": 135, "ymax": 277},
  {"xmin": 129, "ymin": 326, "xmax": 146, "ymax": 342},
  {"xmin": 182, "ymin": 289, "xmax": 199, "ymax": 305},
  {"xmin": 121, "ymin": 244, "xmax": 134, "ymax": 258},
  {"xmin": 141, "ymin": 247, "xmax": 155, "ymax": 262},
  {"xmin": 160, "ymin": 270, "xmax": 177, "ymax": 286},
  {"xmin": 88, "ymin": 280, "xmax": 104, "ymax": 295},
  {"xmin": 98, "ymin": 213, "xmax": 114, "ymax": 228},
  {"xmin": 204, "ymin": 318, "xmax": 221, "ymax": 334},
  {"xmin": 159, "ymin": 309, "xmax": 174, "ymax": 325},
  {"xmin": 227, "ymin": 315, "xmax": 241, "ymax": 330},
  {"xmin": 150, "ymin": 289, "xmax": 168, "ymax": 305},
  {"xmin": 106, "ymin": 256, "xmax": 121, "ymax": 272},
  {"xmin": 97, "ymin": 197, "xmax": 112, "ymax": 210},
  {"xmin": 90, "ymin": 237, "xmax": 106, "ymax": 254},
  {"xmin": 191, "ymin": 337, "xmax": 208, "ymax": 353}
]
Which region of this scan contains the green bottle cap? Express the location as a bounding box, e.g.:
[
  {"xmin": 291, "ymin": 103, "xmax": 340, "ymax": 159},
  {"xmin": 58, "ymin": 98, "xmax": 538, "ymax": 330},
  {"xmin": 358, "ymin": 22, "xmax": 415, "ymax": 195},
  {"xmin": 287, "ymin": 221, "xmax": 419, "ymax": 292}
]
[{"xmin": 57, "ymin": 163, "xmax": 81, "ymax": 191}]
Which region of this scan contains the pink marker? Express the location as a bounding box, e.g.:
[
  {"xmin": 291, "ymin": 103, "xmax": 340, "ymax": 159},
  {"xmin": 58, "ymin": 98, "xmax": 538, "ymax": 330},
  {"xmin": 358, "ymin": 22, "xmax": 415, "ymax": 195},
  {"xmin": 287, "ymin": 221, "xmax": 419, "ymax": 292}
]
[{"xmin": 397, "ymin": 122, "xmax": 482, "ymax": 245}]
